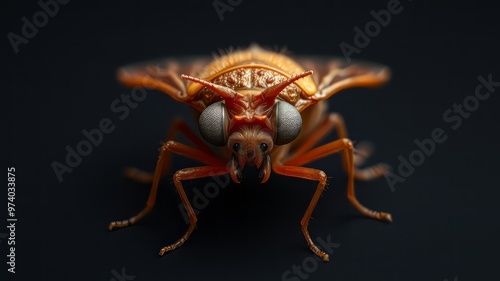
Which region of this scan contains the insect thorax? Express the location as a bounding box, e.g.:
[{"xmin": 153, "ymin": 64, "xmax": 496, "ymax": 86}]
[{"xmin": 192, "ymin": 66, "xmax": 313, "ymax": 110}]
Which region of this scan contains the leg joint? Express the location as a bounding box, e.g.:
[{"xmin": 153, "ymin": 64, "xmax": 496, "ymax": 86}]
[
  {"xmin": 318, "ymin": 170, "xmax": 327, "ymax": 183},
  {"xmin": 163, "ymin": 140, "xmax": 175, "ymax": 151},
  {"xmin": 340, "ymin": 138, "xmax": 354, "ymax": 149},
  {"xmin": 327, "ymin": 112, "xmax": 342, "ymax": 123},
  {"xmin": 173, "ymin": 170, "xmax": 183, "ymax": 182}
]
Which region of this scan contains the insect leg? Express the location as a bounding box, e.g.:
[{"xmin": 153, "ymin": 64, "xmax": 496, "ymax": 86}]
[
  {"xmin": 108, "ymin": 141, "xmax": 224, "ymax": 231},
  {"xmin": 287, "ymin": 113, "xmax": 389, "ymax": 181},
  {"xmin": 125, "ymin": 118, "xmax": 218, "ymax": 184},
  {"xmin": 287, "ymin": 113, "xmax": 348, "ymax": 161},
  {"xmin": 271, "ymin": 164, "xmax": 329, "ymax": 261},
  {"xmin": 109, "ymin": 143, "xmax": 171, "ymax": 231},
  {"xmin": 284, "ymin": 138, "xmax": 392, "ymax": 222},
  {"xmin": 159, "ymin": 165, "xmax": 228, "ymax": 256}
]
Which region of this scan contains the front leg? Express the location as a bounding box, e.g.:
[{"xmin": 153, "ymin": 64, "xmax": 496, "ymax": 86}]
[
  {"xmin": 159, "ymin": 165, "xmax": 228, "ymax": 256},
  {"xmin": 274, "ymin": 138, "xmax": 392, "ymax": 261},
  {"xmin": 272, "ymin": 164, "xmax": 330, "ymax": 261},
  {"xmin": 108, "ymin": 140, "xmax": 224, "ymax": 231}
]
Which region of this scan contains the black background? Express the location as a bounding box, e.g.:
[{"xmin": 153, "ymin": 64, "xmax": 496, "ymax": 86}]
[{"xmin": 3, "ymin": 1, "xmax": 500, "ymax": 280}]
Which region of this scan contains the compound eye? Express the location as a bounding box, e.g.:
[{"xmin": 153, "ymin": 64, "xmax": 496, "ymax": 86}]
[
  {"xmin": 274, "ymin": 101, "xmax": 302, "ymax": 145},
  {"xmin": 233, "ymin": 143, "xmax": 241, "ymax": 152},
  {"xmin": 260, "ymin": 143, "xmax": 268, "ymax": 152},
  {"xmin": 198, "ymin": 101, "xmax": 227, "ymax": 146}
]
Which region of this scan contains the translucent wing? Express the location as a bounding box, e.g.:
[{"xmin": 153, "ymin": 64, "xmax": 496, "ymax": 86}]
[
  {"xmin": 117, "ymin": 56, "xmax": 212, "ymax": 104},
  {"xmin": 296, "ymin": 56, "xmax": 390, "ymax": 105}
]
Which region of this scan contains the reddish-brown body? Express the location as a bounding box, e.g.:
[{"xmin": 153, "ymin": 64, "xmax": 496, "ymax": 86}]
[{"xmin": 109, "ymin": 45, "xmax": 393, "ymax": 261}]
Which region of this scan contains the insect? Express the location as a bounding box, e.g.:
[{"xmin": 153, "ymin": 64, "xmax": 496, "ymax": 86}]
[{"xmin": 108, "ymin": 44, "xmax": 392, "ymax": 261}]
